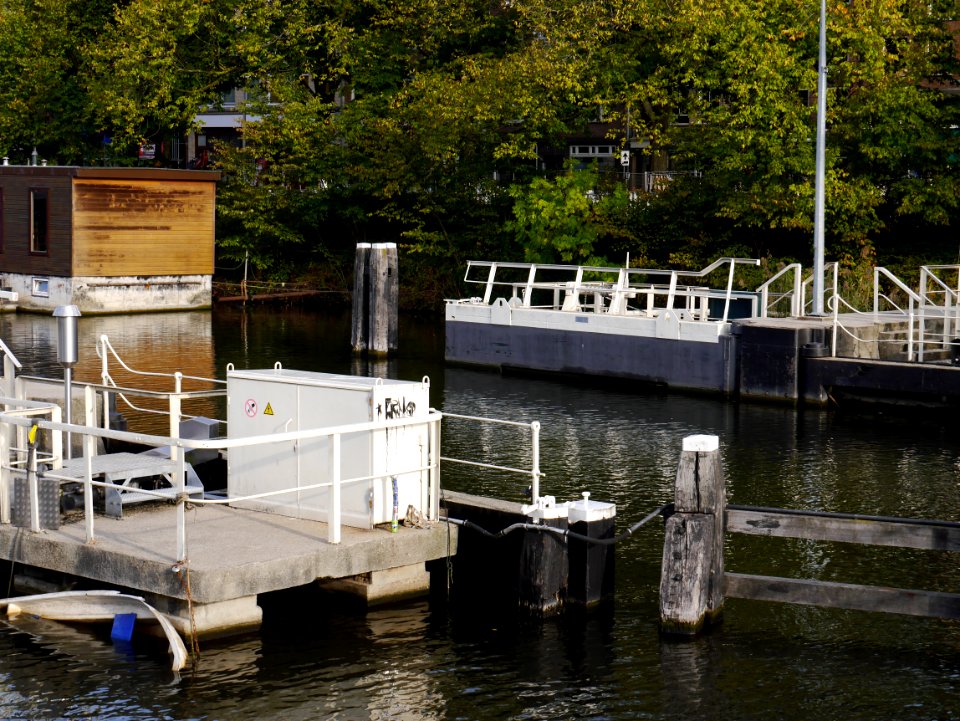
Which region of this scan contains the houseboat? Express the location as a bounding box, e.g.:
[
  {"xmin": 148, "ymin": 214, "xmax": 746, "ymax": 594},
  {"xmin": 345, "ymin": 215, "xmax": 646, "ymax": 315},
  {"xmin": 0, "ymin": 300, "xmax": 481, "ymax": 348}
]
[{"xmin": 0, "ymin": 165, "xmax": 219, "ymax": 313}]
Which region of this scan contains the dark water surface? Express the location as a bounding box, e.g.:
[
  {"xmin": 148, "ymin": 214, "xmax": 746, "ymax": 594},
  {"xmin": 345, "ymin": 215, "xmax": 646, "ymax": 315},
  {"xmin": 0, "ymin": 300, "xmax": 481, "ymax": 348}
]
[{"xmin": 0, "ymin": 307, "xmax": 957, "ymax": 720}]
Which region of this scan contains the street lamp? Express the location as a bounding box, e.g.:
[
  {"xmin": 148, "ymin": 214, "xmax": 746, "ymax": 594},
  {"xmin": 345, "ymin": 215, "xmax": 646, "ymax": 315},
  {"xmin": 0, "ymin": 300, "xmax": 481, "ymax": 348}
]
[{"xmin": 53, "ymin": 305, "xmax": 81, "ymax": 459}]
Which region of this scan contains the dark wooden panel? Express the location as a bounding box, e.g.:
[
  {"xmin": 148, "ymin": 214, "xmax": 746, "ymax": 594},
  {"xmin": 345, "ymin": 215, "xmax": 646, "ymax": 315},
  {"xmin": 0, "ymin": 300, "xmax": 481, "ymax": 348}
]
[
  {"xmin": 726, "ymin": 505, "xmax": 960, "ymax": 551},
  {"xmin": 725, "ymin": 572, "xmax": 960, "ymax": 619},
  {"xmin": 0, "ymin": 175, "xmax": 73, "ymax": 276}
]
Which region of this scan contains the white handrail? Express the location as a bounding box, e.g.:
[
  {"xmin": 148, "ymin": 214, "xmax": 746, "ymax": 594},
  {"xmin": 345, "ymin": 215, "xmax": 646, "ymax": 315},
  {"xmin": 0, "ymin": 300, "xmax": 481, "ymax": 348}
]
[
  {"xmin": 756, "ymin": 263, "xmax": 803, "ymax": 318},
  {"xmin": 461, "ymin": 258, "xmax": 760, "ymax": 322},
  {"xmin": 0, "ymin": 403, "xmax": 543, "ymax": 560}
]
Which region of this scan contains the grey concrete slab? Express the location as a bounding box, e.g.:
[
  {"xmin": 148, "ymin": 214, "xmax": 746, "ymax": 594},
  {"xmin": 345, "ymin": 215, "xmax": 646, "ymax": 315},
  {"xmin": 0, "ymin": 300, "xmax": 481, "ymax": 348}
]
[{"xmin": 0, "ymin": 503, "xmax": 456, "ymax": 605}]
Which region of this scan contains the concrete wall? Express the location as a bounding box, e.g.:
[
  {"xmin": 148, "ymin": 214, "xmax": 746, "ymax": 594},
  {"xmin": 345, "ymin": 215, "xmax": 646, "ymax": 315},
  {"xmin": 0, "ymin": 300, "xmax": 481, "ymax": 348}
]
[{"xmin": 1, "ymin": 273, "xmax": 211, "ymax": 313}]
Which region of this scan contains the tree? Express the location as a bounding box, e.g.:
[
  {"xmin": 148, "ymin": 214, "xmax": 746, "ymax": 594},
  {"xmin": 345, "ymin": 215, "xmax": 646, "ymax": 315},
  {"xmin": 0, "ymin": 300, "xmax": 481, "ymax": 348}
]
[
  {"xmin": 506, "ymin": 162, "xmax": 630, "ymax": 264},
  {"xmin": 0, "ymin": 0, "xmax": 116, "ymax": 163}
]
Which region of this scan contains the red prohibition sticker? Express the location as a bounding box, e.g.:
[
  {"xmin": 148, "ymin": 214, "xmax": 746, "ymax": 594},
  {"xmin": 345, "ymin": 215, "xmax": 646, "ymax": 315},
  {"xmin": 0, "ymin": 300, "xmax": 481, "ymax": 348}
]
[{"xmin": 244, "ymin": 398, "xmax": 258, "ymax": 417}]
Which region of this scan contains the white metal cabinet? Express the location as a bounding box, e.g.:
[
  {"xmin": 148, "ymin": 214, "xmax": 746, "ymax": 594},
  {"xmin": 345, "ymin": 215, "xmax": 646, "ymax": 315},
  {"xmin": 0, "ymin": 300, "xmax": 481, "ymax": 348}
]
[{"xmin": 227, "ymin": 368, "xmax": 431, "ymax": 528}]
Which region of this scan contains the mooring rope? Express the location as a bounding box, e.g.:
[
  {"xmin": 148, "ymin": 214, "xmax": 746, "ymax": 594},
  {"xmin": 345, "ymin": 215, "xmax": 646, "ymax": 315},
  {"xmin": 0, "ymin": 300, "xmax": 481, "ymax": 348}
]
[{"xmin": 442, "ymin": 502, "xmax": 674, "ymax": 546}]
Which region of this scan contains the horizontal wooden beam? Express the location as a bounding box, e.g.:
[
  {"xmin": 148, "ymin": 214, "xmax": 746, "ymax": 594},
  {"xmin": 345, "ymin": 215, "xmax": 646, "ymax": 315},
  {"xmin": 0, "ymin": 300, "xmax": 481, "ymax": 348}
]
[
  {"xmin": 727, "ymin": 505, "xmax": 960, "ymax": 551},
  {"xmin": 725, "ymin": 572, "xmax": 960, "ymax": 619}
]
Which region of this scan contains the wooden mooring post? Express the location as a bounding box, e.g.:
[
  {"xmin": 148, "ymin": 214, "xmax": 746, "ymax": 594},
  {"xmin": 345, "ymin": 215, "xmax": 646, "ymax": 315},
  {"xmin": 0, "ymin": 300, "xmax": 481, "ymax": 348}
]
[
  {"xmin": 350, "ymin": 242, "xmax": 398, "ymax": 356},
  {"xmin": 658, "ymin": 435, "xmax": 726, "ymax": 635},
  {"xmin": 660, "ymin": 435, "xmax": 960, "ymax": 635}
]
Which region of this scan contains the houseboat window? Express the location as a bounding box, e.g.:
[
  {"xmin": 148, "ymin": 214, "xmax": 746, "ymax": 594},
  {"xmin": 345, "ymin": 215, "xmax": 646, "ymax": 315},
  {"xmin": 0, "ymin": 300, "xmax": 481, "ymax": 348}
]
[
  {"xmin": 31, "ymin": 277, "xmax": 49, "ymax": 298},
  {"xmin": 30, "ymin": 188, "xmax": 49, "ymax": 254}
]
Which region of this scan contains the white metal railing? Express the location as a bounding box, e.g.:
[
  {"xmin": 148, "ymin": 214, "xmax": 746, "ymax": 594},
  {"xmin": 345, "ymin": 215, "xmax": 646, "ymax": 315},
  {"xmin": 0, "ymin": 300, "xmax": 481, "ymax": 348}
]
[
  {"xmin": 457, "ymin": 257, "xmax": 761, "ymax": 325},
  {"xmin": 825, "ymin": 265, "xmax": 960, "ymax": 363},
  {"xmin": 0, "ymin": 392, "xmax": 543, "ymax": 565},
  {"xmin": 0, "ymin": 402, "xmax": 446, "ymax": 558},
  {"xmin": 439, "ymin": 412, "xmax": 542, "ymax": 504},
  {"xmin": 873, "ymin": 267, "xmax": 924, "ymax": 362},
  {"xmin": 920, "ymin": 265, "xmax": 960, "ymax": 355},
  {"xmin": 97, "ymin": 334, "xmax": 227, "ymax": 436},
  {"xmin": 757, "ymin": 263, "xmax": 803, "ymax": 318}
]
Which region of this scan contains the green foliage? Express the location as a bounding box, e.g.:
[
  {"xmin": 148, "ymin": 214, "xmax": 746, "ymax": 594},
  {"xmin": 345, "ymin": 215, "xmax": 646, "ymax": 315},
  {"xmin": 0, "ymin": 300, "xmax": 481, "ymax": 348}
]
[
  {"xmin": 506, "ymin": 162, "xmax": 629, "ymax": 264},
  {"xmin": 0, "ymin": 0, "xmax": 956, "ymax": 307}
]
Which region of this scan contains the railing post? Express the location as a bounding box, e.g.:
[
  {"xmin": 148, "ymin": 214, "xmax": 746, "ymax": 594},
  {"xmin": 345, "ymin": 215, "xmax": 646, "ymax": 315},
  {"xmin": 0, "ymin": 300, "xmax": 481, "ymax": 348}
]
[
  {"xmin": 176, "ymin": 452, "xmax": 186, "ymax": 561},
  {"xmin": 530, "ymin": 421, "xmax": 541, "ymax": 506},
  {"xmin": 50, "ymin": 405, "xmax": 62, "ymax": 470},
  {"xmin": 27, "ymin": 427, "xmax": 40, "ymax": 533},
  {"xmin": 0, "ymin": 419, "xmax": 9, "ymax": 525},
  {"xmin": 873, "ymin": 268, "xmax": 880, "ymax": 318},
  {"xmin": 482, "ymin": 263, "xmax": 497, "ymax": 306},
  {"xmin": 721, "ymin": 259, "xmax": 736, "ymax": 322},
  {"xmin": 659, "ymin": 434, "xmax": 726, "ymax": 636},
  {"xmin": 792, "ymin": 264, "xmax": 802, "ymax": 317},
  {"xmin": 328, "ymin": 433, "xmax": 341, "ymax": 544},
  {"xmin": 100, "ymin": 335, "xmax": 111, "ymax": 431},
  {"xmin": 83, "ymin": 385, "xmax": 96, "ymax": 543},
  {"xmin": 169, "ymin": 373, "xmax": 182, "ymax": 463},
  {"xmin": 831, "ymin": 262, "xmax": 839, "ymax": 357},
  {"xmin": 429, "ymin": 416, "xmax": 440, "ymax": 521},
  {"xmin": 908, "ymin": 297, "xmax": 916, "ymax": 362}
]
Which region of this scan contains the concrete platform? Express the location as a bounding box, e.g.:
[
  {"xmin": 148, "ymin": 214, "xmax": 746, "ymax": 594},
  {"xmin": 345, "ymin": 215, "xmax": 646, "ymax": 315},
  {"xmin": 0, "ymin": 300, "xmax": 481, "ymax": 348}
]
[{"xmin": 0, "ymin": 503, "xmax": 457, "ymax": 638}]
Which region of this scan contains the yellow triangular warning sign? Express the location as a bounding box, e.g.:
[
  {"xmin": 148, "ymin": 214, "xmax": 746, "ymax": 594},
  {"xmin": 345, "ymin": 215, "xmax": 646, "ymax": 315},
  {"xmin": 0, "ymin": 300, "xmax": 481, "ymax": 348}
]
[{"xmin": 264, "ymin": 403, "xmax": 274, "ymax": 416}]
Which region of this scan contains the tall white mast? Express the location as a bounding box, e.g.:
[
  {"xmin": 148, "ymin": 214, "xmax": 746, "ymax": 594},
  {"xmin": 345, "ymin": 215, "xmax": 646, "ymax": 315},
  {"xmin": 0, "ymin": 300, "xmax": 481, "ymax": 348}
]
[{"xmin": 812, "ymin": 0, "xmax": 827, "ymax": 315}]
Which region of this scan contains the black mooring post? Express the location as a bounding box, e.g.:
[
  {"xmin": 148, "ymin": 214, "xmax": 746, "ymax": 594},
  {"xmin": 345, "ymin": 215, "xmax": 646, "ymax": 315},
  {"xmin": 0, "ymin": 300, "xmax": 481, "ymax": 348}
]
[{"xmin": 567, "ymin": 492, "xmax": 616, "ymax": 607}]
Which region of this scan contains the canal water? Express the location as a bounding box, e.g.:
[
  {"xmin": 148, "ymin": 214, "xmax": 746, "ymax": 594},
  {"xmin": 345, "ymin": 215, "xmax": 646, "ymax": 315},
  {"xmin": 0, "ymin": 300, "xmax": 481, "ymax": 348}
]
[{"xmin": 0, "ymin": 307, "xmax": 957, "ymax": 720}]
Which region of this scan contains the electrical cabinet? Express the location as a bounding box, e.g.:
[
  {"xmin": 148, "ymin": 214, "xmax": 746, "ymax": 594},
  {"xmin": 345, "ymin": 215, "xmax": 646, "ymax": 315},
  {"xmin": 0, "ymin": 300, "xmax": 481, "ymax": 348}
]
[{"xmin": 227, "ymin": 368, "xmax": 432, "ymax": 528}]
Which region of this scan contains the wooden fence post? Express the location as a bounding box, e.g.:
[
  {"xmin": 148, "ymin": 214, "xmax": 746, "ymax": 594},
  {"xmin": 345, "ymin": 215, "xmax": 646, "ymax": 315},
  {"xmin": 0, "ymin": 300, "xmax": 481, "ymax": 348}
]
[
  {"xmin": 350, "ymin": 243, "xmax": 371, "ymax": 354},
  {"xmin": 659, "ymin": 434, "xmax": 726, "ymax": 635}
]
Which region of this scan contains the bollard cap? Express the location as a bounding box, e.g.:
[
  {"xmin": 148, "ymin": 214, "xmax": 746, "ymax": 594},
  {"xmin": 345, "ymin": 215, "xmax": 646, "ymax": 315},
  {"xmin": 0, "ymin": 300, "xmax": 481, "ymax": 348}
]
[
  {"xmin": 682, "ymin": 434, "xmax": 719, "ymax": 452},
  {"xmin": 53, "ymin": 304, "xmax": 81, "ymax": 318},
  {"xmin": 567, "ymin": 495, "xmax": 615, "ymax": 523}
]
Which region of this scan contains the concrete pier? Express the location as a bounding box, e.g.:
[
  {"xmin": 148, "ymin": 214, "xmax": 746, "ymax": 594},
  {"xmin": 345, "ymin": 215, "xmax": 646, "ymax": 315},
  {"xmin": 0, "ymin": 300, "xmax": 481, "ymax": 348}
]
[{"xmin": 0, "ymin": 503, "xmax": 456, "ymax": 639}]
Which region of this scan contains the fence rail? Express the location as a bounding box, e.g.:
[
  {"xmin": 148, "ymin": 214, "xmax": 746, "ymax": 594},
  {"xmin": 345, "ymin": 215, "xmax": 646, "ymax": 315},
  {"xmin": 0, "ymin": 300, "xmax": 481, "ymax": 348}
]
[{"xmin": 659, "ymin": 436, "xmax": 960, "ymax": 636}]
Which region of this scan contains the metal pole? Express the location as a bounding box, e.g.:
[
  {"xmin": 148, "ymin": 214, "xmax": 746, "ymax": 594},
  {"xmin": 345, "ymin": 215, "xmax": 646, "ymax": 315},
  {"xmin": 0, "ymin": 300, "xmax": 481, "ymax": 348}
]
[
  {"xmin": 530, "ymin": 421, "xmax": 541, "ymax": 505},
  {"xmin": 812, "ymin": 0, "xmax": 828, "ymax": 316}
]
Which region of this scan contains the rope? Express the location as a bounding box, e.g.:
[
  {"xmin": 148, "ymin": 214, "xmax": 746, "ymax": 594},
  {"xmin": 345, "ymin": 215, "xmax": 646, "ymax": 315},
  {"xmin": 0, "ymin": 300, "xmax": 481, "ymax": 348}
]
[
  {"xmin": 442, "ymin": 502, "xmax": 674, "ymax": 546},
  {"xmin": 174, "ymin": 561, "xmax": 201, "ymax": 663}
]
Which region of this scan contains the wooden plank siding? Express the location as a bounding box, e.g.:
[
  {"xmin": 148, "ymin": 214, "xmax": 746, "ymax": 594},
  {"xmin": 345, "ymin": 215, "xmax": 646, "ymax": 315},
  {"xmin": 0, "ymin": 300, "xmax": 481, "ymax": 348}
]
[
  {"xmin": 0, "ymin": 173, "xmax": 74, "ymax": 277},
  {"xmin": 72, "ymin": 179, "xmax": 215, "ymax": 277}
]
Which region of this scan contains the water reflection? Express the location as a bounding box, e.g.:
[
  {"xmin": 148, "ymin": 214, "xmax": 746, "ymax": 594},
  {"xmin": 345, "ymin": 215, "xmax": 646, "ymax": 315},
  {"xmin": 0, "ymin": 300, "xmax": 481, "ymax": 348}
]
[{"xmin": 0, "ymin": 307, "xmax": 957, "ymax": 720}]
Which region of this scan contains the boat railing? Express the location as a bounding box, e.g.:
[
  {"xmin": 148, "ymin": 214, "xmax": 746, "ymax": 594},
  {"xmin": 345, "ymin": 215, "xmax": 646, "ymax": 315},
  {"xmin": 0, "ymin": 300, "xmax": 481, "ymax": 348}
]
[
  {"xmin": 459, "ymin": 258, "xmax": 760, "ymax": 323},
  {"xmin": 0, "ymin": 394, "xmax": 543, "ymax": 564}
]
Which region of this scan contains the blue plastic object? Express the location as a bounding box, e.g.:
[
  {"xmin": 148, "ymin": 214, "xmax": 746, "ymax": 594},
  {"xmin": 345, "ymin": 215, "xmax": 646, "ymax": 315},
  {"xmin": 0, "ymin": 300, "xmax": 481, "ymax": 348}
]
[{"xmin": 111, "ymin": 612, "xmax": 137, "ymax": 641}]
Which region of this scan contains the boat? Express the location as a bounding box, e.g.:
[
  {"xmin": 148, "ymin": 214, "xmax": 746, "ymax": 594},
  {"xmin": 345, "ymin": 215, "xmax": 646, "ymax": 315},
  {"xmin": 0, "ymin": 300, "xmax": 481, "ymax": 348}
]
[
  {"xmin": 444, "ymin": 257, "xmax": 762, "ymax": 394},
  {"xmin": 0, "ymin": 590, "xmax": 189, "ymax": 671}
]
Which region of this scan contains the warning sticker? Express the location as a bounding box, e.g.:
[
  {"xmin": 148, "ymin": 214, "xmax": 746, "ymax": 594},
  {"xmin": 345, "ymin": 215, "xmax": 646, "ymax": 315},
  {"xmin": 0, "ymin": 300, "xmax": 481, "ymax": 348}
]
[
  {"xmin": 244, "ymin": 399, "xmax": 258, "ymax": 417},
  {"xmin": 264, "ymin": 403, "xmax": 275, "ymax": 416}
]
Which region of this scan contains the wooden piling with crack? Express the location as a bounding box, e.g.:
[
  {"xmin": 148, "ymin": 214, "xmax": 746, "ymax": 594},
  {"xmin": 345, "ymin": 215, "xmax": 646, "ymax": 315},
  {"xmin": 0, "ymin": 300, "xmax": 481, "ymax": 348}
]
[{"xmin": 659, "ymin": 434, "xmax": 726, "ymax": 636}]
